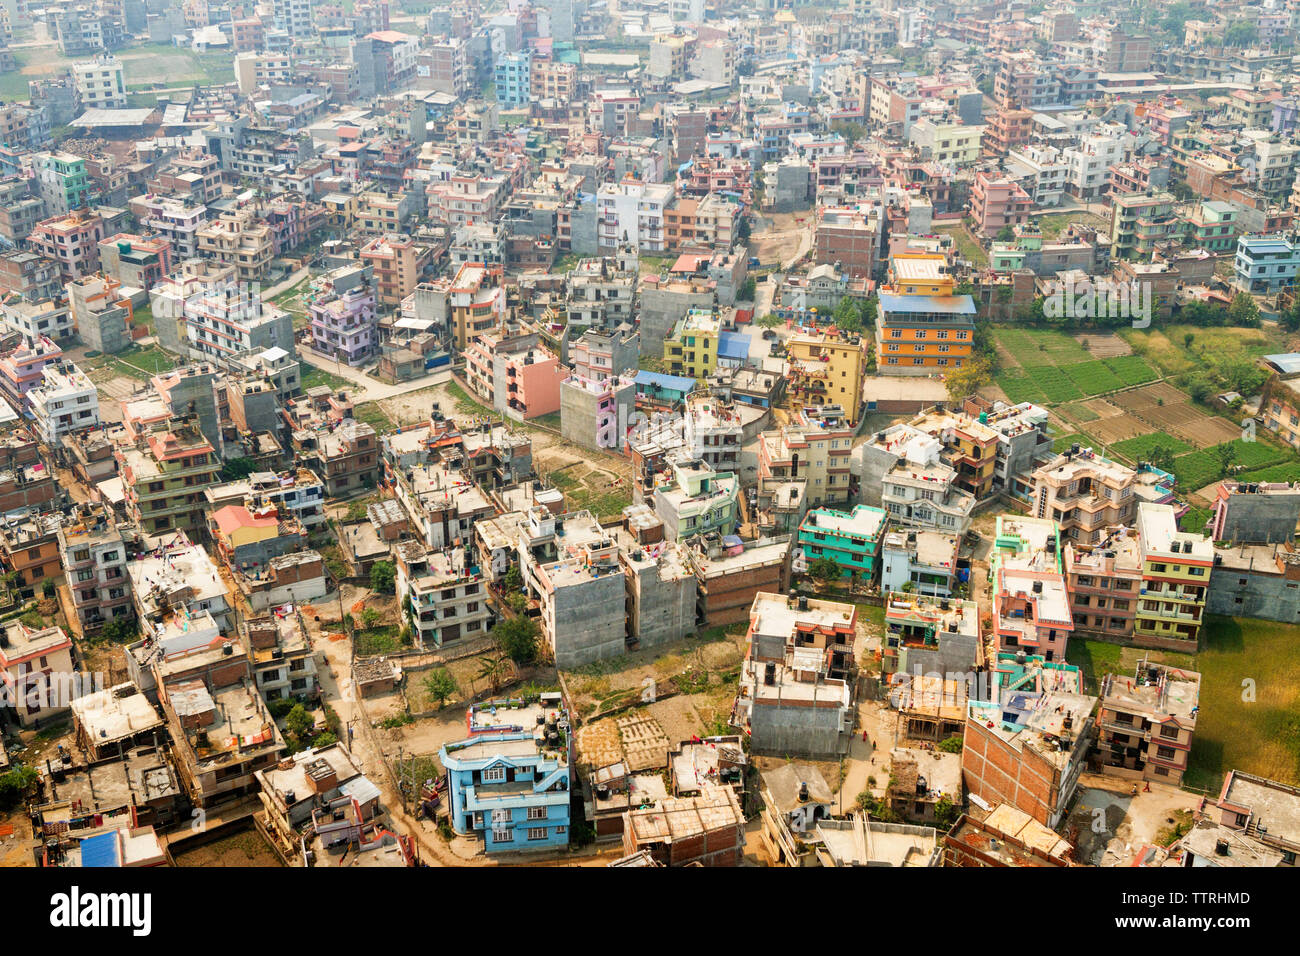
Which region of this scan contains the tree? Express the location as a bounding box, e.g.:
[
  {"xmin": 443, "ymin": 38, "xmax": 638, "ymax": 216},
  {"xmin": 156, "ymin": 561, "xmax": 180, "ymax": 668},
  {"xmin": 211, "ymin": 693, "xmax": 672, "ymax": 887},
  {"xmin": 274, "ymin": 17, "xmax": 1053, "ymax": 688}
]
[
  {"xmin": 370, "ymin": 560, "xmax": 396, "ymax": 595},
  {"xmin": 1217, "ymin": 442, "xmax": 1238, "ymax": 477},
  {"xmin": 1227, "ymin": 292, "xmax": 1261, "ymax": 328},
  {"xmin": 493, "ymin": 615, "xmax": 540, "ymax": 666},
  {"xmin": 738, "ymin": 276, "xmax": 757, "ymax": 301},
  {"xmin": 423, "ymin": 668, "xmax": 459, "ymax": 709},
  {"xmin": 220, "ymin": 456, "xmax": 259, "ymax": 481},
  {"xmin": 995, "ymin": 224, "xmax": 1016, "ymax": 242},
  {"xmin": 937, "ymin": 735, "xmax": 963, "ymax": 753},
  {"xmin": 503, "ymin": 564, "xmax": 522, "ymax": 590},
  {"xmin": 0, "ymin": 764, "xmax": 38, "ymax": 809},
  {"xmin": 756, "ymin": 313, "xmax": 782, "ymax": 329},
  {"xmin": 1225, "ymin": 20, "xmax": 1259, "ymax": 47},
  {"xmin": 945, "ymin": 357, "xmax": 993, "ymax": 402},
  {"xmin": 477, "ymin": 655, "xmax": 509, "ymax": 694},
  {"xmin": 735, "ymin": 216, "xmax": 751, "ymax": 243},
  {"xmin": 833, "ymin": 295, "xmax": 862, "ymax": 332},
  {"xmin": 809, "ymin": 556, "xmax": 842, "ymax": 584},
  {"xmin": 100, "ymin": 617, "xmax": 139, "ymax": 644},
  {"xmin": 285, "ymin": 703, "xmax": 315, "ymax": 749},
  {"xmin": 934, "ymin": 795, "xmax": 961, "ymax": 830}
]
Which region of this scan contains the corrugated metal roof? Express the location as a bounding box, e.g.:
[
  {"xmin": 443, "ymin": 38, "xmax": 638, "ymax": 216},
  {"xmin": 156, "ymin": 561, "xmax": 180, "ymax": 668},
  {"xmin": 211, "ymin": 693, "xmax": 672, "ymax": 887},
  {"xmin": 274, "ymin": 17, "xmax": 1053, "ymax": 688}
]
[{"xmin": 879, "ymin": 292, "xmax": 977, "ymax": 315}]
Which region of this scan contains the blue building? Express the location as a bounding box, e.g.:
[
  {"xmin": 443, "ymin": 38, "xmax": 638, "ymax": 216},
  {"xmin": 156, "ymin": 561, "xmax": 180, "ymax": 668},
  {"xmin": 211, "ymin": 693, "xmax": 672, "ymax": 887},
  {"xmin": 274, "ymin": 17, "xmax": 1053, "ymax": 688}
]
[
  {"xmin": 494, "ymin": 52, "xmax": 532, "ymax": 108},
  {"xmin": 1234, "ymin": 235, "xmax": 1300, "ymax": 294},
  {"xmin": 634, "ymin": 369, "xmax": 696, "ymax": 406},
  {"xmin": 439, "ymin": 694, "xmax": 572, "ymax": 853}
]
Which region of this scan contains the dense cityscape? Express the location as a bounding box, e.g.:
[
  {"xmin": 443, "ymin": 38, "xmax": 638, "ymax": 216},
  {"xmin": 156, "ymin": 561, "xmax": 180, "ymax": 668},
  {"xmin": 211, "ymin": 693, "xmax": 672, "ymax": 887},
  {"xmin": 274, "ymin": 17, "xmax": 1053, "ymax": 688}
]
[{"xmin": 0, "ymin": 0, "xmax": 1291, "ymax": 892}]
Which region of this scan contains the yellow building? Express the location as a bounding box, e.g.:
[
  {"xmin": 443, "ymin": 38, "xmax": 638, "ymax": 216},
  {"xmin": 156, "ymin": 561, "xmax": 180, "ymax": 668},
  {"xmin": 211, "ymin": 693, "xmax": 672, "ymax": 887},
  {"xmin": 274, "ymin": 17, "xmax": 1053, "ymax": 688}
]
[
  {"xmin": 909, "ymin": 118, "xmax": 983, "ymax": 167},
  {"xmin": 785, "ymin": 329, "xmax": 868, "ymax": 424},
  {"xmin": 1134, "ymin": 503, "xmax": 1212, "ymax": 648},
  {"xmin": 664, "ymin": 309, "xmax": 722, "ymax": 380}
]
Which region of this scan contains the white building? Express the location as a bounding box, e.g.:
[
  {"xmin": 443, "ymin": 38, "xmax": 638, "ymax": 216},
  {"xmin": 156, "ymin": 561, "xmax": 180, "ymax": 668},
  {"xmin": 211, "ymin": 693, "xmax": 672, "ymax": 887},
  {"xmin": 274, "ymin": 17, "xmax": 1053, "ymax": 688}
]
[
  {"xmin": 28, "ymin": 361, "xmax": 100, "ymax": 445},
  {"xmin": 0, "ymin": 299, "xmax": 74, "ymax": 343},
  {"xmin": 596, "ymin": 177, "xmax": 674, "ymax": 253},
  {"xmin": 73, "ymin": 55, "xmax": 127, "ymax": 111},
  {"xmin": 1006, "ymin": 144, "xmax": 1069, "ymax": 206},
  {"xmin": 272, "ymin": 0, "xmax": 314, "ymax": 38}
]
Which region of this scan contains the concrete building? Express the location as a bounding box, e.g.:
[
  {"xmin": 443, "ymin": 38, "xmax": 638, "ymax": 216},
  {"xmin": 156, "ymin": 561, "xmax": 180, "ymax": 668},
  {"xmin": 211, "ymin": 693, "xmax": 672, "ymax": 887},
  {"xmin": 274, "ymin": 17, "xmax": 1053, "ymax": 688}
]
[
  {"xmin": 27, "ymin": 359, "xmax": 100, "ymax": 446},
  {"xmin": 1209, "ymin": 541, "xmax": 1300, "ymax": 624},
  {"xmin": 0, "ymin": 621, "xmax": 76, "ymax": 728},
  {"xmin": 559, "ymin": 372, "xmax": 636, "ymax": 452},
  {"xmin": 1097, "ymin": 661, "xmax": 1200, "ymax": 786},
  {"xmin": 882, "ymin": 591, "xmax": 981, "ymax": 684},
  {"xmin": 796, "ymin": 504, "xmax": 886, "ymax": 581},
  {"xmin": 963, "ymin": 654, "xmax": 1095, "ymax": 828},
  {"xmin": 879, "ymin": 529, "xmax": 962, "ymax": 598},
  {"xmin": 785, "ymin": 329, "xmax": 868, "ymax": 425},
  {"xmin": 1063, "ymin": 525, "xmax": 1143, "ymax": 643},
  {"xmin": 1210, "ymin": 480, "xmax": 1300, "ymax": 544},
  {"xmin": 1028, "ymin": 449, "xmax": 1138, "ymax": 547},
  {"xmin": 394, "ymin": 542, "xmax": 489, "ymax": 649},
  {"xmin": 116, "ymin": 420, "xmax": 221, "ymax": 535},
  {"xmin": 734, "ymin": 592, "xmax": 856, "ymax": 757},
  {"xmin": 67, "ymin": 274, "xmax": 135, "ymax": 354},
  {"xmin": 990, "ymin": 515, "xmax": 1074, "ymax": 662},
  {"xmin": 439, "ymin": 695, "xmax": 573, "ymax": 853},
  {"xmin": 1134, "ymin": 502, "xmax": 1211, "ymax": 650},
  {"xmin": 73, "ymin": 55, "xmax": 126, "ymax": 111}
]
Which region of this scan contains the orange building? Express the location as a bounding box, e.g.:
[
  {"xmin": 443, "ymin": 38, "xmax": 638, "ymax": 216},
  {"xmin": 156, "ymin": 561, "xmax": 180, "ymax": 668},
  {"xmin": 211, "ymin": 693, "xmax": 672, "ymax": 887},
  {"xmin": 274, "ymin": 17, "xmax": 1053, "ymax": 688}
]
[{"xmin": 875, "ymin": 252, "xmax": 977, "ymax": 376}]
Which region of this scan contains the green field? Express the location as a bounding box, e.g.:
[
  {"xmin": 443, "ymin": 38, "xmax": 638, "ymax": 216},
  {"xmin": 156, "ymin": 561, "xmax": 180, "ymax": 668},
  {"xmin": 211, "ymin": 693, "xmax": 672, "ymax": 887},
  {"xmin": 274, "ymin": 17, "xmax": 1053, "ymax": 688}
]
[
  {"xmin": 1069, "ymin": 615, "xmax": 1300, "ymax": 792},
  {"xmin": 1052, "ymin": 432, "xmax": 1091, "ymax": 453},
  {"xmin": 996, "ymin": 328, "xmax": 1092, "ymax": 367},
  {"xmin": 994, "ymin": 329, "xmax": 1157, "ymax": 404},
  {"xmin": 1110, "ymin": 433, "xmax": 1194, "ymax": 462},
  {"xmin": 1168, "ymin": 438, "xmax": 1292, "ymax": 491},
  {"xmin": 300, "ymin": 362, "xmax": 355, "ymax": 392}
]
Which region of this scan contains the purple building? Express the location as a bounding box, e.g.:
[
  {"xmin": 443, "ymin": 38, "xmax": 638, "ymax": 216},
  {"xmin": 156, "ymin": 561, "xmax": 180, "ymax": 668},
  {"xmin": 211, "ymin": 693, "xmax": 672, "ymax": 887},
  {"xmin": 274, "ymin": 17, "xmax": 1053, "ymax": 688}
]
[{"xmin": 309, "ymin": 264, "xmax": 378, "ymax": 366}]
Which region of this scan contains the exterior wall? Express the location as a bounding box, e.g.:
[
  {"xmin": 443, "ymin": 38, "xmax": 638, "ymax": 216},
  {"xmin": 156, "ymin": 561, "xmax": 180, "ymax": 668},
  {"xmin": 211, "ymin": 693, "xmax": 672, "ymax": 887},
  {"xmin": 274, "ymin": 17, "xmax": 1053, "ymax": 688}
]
[
  {"xmin": 749, "ymin": 697, "xmax": 850, "ymax": 758},
  {"xmin": 961, "ymin": 717, "xmax": 1088, "ymax": 828}
]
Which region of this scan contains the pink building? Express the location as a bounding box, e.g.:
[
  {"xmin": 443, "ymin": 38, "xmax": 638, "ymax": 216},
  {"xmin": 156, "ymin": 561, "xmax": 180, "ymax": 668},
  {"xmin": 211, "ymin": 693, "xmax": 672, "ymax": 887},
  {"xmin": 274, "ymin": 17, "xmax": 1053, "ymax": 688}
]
[
  {"xmin": 0, "ymin": 336, "xmax": 63, "ymax": 414},
  {"xmin": 463, "ymin": 327, "xmax": 565, "ymax": 420},
  {"xmin": 970, "ymin": 172, "xmax": 1032, "ymax": 238}
]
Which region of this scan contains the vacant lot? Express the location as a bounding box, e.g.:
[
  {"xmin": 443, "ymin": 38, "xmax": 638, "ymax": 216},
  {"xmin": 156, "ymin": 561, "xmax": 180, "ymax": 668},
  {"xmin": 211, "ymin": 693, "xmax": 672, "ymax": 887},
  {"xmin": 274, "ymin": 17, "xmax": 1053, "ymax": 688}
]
[
  {"xmin": 1068, "ymin": 616, "xmax": 1300, "ymax": 793},
  {"xmin": 1121, "ymin": 325, "xmax": 1285, "ymax": 379}
]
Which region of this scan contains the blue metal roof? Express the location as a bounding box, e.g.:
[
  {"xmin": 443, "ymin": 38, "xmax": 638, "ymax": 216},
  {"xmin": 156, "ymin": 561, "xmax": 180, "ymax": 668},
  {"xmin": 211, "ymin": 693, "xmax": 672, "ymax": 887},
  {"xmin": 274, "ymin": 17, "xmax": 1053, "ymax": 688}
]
[
  {"xmin": 79, "ymin": 831, "xmax": 120, "ymax": 867},
  {"xmin": 635, "ymin": 370, "xmax": 697, "ymax": 393},
  {"xmin": 717, "ymin": 332, "xmax": 751, "ymax": 360},
  {"xmin": 878, "ymin": 292, "xmax": 977, "ymax": 315}
]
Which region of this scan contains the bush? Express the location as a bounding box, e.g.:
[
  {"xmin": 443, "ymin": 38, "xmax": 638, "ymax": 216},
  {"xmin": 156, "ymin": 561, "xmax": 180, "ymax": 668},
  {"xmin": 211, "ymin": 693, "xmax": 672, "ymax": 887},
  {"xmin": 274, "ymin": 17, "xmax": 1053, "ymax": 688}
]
[
  {"xmin": 937, "ymin": 735, "xmax": 963, "ymax": 753},
  {"xmin": 493, "ymin": 615, "xmax": 541, "ymax": 666}
]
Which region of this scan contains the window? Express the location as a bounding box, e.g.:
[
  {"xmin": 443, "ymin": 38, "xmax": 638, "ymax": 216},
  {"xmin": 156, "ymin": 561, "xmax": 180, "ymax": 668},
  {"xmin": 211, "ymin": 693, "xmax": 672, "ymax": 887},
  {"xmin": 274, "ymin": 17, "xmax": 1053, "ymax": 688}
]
[
  {"xmin": 527, "ymin": 806, "xmax": 546, "ymax": 820},
  {"xmin": 527, "ymin": 827, "xmax": 547, "ymax": 841},
  {"xmin": 481, "ymin": 766, "xmax": 506, "ymax": 783}
]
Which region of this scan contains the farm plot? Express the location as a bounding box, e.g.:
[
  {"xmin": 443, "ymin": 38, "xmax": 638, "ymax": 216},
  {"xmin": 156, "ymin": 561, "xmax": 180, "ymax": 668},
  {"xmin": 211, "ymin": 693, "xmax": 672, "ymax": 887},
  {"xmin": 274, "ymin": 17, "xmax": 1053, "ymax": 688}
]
[
  {"xmin": 996, "ymin": 328, "xmax": 1093, "ymax": 367},
  {"xmin": 1168, "ymin": 439, "xmax": 1292, "ymax": 491},
  {"xmin": 1062, "ymin": 360, "xmax": 1125, "ymax": 396},
  {"xmin": 1108, "ymin": 382, "xmax": 1242, "ymax": 449},
  {"xmin": 1076, "ymin": 332, "xmax": 1132, "ymax": 358},
  {"xmin": 1110, "ymin": 433, "xmax": 1194, "ymax": 462}
]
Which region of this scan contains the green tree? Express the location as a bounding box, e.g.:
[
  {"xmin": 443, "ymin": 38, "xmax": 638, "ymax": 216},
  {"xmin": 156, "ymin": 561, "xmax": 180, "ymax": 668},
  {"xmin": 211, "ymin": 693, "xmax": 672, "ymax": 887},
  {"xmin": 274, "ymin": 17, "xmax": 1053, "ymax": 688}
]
[
  {"xmin": 934, "ymin": 796, "xmax": 961, "ymax": 829},
  {"xmin": 0, "ymin": 764, "xmax": 39, "ymax": 809},
  {"xmin": 809, "ymin": 556, "xmax": 842, "ymax": 584},
  {"xmin": 1227, "ymin": 292, "xmax": 1261, "ymax": 328},
  {"xmin": 945, "ymin": 357, "xmax": 993, "ymax": 402},
  {"xmin": 738, "ymin": 276, "xmax": 757, "ymax": 301},
  {"xmin": 370, "ymin": 560, "xmax": 397, "ymax": 595},
  {"xmin": 995, "ymin": 224, "xmax": 1016, "ymax": 242},
  {"xmin": 285, "ymin": 703, "xmax": 315, "ymax": 749},
  {"xmin": 220, "ymin": 457, "xmax": 259, "ymax": 481},
  {"xmin": 424, "ymin": 668, "xmax": 459, "ymax": 709},
  {"xmin": 493, "ymin": 615, "xmax": 541, "ymax": 666},
  {"xmin": 1225, "ymin": 20, "xmax": 1259, "ymax": 47},
  {"xmin": 503, "ymin": 564, "xmax": 522, "ymax": 590},
  {"xmin": 937, "ymin": 735, "xmax": 963, "ymax": 753},
  {"xmin": 100, "ymin": 617, "xmax": 139, "ymax": 644},
  {"xmin": 757, "ymin": 313, "xmax": 782, "ymax": 329},
  {"xmin": 834, "ymin": 296, "xmax": 862, "ymax": 332}
]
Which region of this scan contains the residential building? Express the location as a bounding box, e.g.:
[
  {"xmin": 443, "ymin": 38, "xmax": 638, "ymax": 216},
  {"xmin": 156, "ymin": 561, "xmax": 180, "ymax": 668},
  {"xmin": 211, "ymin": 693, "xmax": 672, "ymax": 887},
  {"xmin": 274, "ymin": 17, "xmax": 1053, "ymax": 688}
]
[
  {"xmin": 1097, "ymin": 661, "xmax": 1200, "ymax": 786},
  {"xmin": 394, "ymin": 542, "xmax": 489, "ymax": 649},
  {"xmin": 882, "ymin": 591, "xmax": 981, "ymax": 683},
  {"xmin": 734, "ymin": 592, "xmax": 856, "ymax": 757},
  {"xmin": 1134, "ymin": 502, "xmax": 1211, "ymax": 650},
  {"xmin": 785, "ymin": 329, "xmax": 868, "ymax": 424},
  {"xmin": 28, "ymin": 360, "xmax": 100, "ymax": 446},
  {"xmin": 797, "ymin": 504, "xmax": 886, "ymax": 580},
  {"xmin": 72, "ymin": 55, "xmax": 126, "ymax": 110},
  {"xmin": 55, "ymin": 509, "xmax": 133, "ymax": 636},
  {"xmin": 439, "ymin": 694, "xmax": 572, "ymax": 853},
  {"xmin": 1234, "ymin": 234, "xmax": 1300, "ymax": 294},
  {"xmin": 989, "ymin": 515, "xmax": 1074, "ymax": 661},
  {"xmin": 1029, "ymin": 450, "xmax": 1138, "ymax": 546},
  {"xmin": 116, "ymin": 420, "xmax": 222, "ymax": 535},
  {"xmin": 963, "ymin": 654, "xmax": 1095, "ymax": 828},
  {"xmin": 0, "ymin": 621, "xmax": 76, "ymax": 727},
  {"xmin": 879, "ymin": 529, "xmax": 962, "ymax": 598}
]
